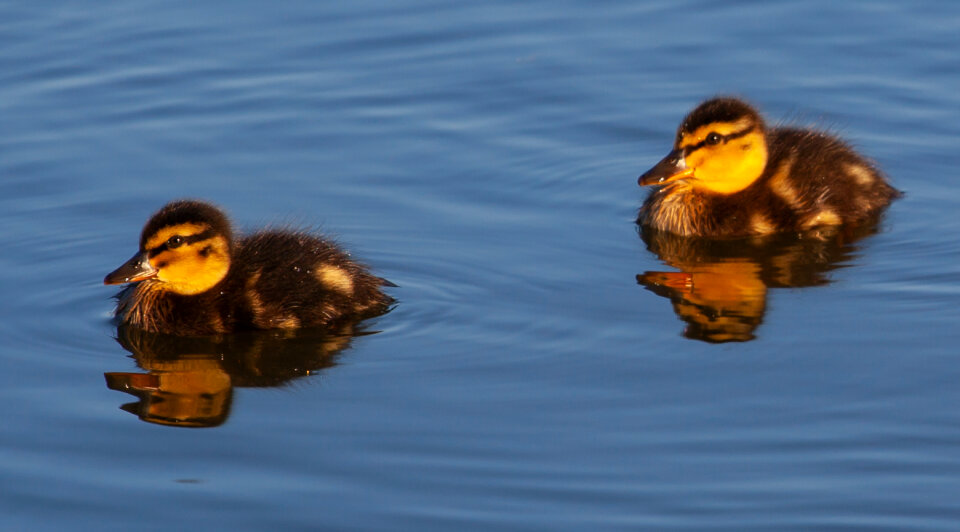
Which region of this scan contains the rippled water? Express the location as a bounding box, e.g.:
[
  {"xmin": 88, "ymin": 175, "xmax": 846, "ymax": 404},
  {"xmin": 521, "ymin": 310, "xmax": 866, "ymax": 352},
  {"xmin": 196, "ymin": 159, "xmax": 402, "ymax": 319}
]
[{"xmin": 3, "ymin": 1, "xmax": 960, "ymax": 530}]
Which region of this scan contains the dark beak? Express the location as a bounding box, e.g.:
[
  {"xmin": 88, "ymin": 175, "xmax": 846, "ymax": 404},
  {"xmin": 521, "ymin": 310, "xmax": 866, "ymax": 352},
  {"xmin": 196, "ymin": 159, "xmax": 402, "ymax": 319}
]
[
  {"xmin": 638, "ymin": 148, "xmax": 695, "ymax": 186},
  {"xmin": 104, "ymin": 251, "xmax": 158, "ymax": 285}
]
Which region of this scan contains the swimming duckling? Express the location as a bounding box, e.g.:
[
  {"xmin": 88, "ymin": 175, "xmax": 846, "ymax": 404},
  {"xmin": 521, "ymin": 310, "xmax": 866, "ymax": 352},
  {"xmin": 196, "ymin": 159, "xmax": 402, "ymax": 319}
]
[
  {"xmin": 637, "ymin": 97, "xmax": 899, "ymax": 237},
  {"xmin": 104, "ymin": 200, "xmax": 394, "ymax": 336}
]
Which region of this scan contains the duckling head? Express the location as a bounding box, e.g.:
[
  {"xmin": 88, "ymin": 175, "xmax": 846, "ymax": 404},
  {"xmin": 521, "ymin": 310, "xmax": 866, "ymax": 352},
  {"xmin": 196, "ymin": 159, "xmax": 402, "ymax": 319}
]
[
  {"xmin": 104, "ymin": 200, "xmax": 233, "ymax": 295},
  {"xmin": 639, "ymin": 97, "xmax": 769, "ymax": 195}
]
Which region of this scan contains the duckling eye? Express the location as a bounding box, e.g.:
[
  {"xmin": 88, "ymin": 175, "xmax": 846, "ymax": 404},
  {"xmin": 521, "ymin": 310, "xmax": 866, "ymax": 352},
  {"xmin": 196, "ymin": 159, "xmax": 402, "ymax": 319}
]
[
  {"xmin": 706, "ymin": 133, "xmax": 722, "ymax": 145},
  {"xmin": 166, "ymin": 235, "xmax": 185, "ymax": 249}
]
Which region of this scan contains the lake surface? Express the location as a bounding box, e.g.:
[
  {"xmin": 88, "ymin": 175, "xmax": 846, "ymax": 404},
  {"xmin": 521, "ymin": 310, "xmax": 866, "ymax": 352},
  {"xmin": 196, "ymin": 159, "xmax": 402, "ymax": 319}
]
[{"xmin": 2, "ymin": 1, "xmax": 960, "ymax": 530}]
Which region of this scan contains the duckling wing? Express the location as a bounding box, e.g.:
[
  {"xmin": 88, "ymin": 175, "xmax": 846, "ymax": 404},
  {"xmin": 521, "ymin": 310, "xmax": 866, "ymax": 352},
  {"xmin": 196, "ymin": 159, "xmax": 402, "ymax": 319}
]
[
  {"xmin": 232, "ymin": 231, "xmax": 392, "ymax": 329},
  {"xmin": 766, "ymin": 128, "xmax": 898, "ymax": 229}
]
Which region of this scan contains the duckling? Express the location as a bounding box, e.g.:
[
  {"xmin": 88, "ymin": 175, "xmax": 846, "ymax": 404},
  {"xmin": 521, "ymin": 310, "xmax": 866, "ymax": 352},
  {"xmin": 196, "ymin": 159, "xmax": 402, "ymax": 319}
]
[
  {"xmin": 637, "ymin": 97, "xmax": 900, "ymax": 237},
  {"xmin": 104, "ymin": 200, "xmax": 394, "ymax": 336}
]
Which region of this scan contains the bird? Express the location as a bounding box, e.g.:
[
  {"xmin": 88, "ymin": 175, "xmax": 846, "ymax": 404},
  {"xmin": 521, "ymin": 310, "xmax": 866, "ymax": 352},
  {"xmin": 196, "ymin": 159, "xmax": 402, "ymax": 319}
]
[
  {"xmin": 104, "ymin": 199, "xmax": 394, "ymax": 336},
  {"xmin": 637, "ymin": 97, "xmax": 899, "ymax": 237}
]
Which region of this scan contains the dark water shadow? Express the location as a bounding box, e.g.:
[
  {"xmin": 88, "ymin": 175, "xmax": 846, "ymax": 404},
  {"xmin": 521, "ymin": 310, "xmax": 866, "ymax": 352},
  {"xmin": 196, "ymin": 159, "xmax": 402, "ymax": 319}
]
[
  {"xmin": 636, "ymin": 220, "xmax": 886, "ymax": 343},
  {"xmin": 105, "ymin": 324, "xmax": 370, "ymax": 428}
]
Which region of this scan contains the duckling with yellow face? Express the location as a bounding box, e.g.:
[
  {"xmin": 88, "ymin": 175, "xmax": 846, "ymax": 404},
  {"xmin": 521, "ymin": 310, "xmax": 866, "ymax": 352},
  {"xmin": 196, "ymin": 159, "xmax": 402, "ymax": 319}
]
[
  {"xmin": 104, "ymin": 200, "xmax": 394, "ymax": 336},
  {"xmin": 637, "ymin": 97, "xmax": 899, "ymax": 237}
]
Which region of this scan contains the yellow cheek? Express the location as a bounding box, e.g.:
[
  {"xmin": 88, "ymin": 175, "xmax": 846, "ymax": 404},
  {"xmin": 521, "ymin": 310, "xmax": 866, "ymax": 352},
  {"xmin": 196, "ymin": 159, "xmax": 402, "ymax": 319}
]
[
  {"xmin": 688, "ymin": 135, "xmax": 768, "ymax": 194},
  {"xmin": 154, "ymin": 252, "xmax": 200, "ymax": 283},
  {"xmin": 684, "ymin": 150, "xmax": 707, "ymax": 169},
  {"xmin": 150, "ymin": 240, "xmax": 231, "ymax": 295},
  {"xmin": 149, "ymin": 250, "xmax": 176, "ymax": 276},
  {"xmin": 685, "ymin": 146, "xmax": 741, "ymax": 181},
  {"xmin": 699, "ymin": 147, "xmax": 740, "ymax": 174}
]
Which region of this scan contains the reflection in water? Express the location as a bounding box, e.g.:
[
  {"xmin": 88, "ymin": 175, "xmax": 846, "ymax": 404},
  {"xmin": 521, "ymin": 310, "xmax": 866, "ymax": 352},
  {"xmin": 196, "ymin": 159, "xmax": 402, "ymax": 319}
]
[
  {"xmin": 637, "ymin": 222, "xmax": 884, "ymax": 343},
  {"xmin": 105, "ymin": 324, "xmax": 364, "ymax": 427}
]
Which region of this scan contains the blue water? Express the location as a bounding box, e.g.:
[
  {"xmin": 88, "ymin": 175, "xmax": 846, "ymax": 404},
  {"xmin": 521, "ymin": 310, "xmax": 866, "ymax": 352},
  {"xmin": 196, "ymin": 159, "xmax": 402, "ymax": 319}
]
[{"xmin": 2, "ymin": 1, "xmax": 960, "ymax": 530}]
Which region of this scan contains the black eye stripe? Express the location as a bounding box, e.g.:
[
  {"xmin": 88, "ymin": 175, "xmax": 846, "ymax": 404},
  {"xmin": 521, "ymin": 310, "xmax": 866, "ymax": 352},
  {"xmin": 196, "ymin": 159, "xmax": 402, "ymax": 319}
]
[
  {"xmin": 146, "ymin": 229, "xmax": 216, "ymax": 257},
  {"xmin": 683, "ymin": 126, "xmax": 755, "ymax": 155}
]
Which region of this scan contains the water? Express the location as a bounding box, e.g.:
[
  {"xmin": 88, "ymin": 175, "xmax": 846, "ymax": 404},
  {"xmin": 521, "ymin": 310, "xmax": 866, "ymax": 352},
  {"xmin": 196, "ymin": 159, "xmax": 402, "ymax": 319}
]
[{"xmin": 2, "ymin": 1, "xmax": 959, "ymax": 529}]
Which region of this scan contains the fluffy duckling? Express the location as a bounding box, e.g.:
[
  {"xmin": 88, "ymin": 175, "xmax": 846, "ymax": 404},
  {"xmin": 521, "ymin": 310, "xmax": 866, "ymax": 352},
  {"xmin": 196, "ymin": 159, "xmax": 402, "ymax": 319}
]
[
  {"xmin": 637, "ymin": 97, "xmax": 899, "ymax": 237},
  {"xmin": 104, "ymin": 200, "xmax": 394, "ymax": 336}
]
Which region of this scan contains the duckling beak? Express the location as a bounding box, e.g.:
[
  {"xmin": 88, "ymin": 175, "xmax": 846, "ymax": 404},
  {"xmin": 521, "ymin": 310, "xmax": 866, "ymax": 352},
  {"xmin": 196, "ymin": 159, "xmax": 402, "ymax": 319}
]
[
  {"xmin": 104, "ymin": 251, "xmax": 158, "ymax": 285},
  {"xmin": 638, "ymin": 149, "xmax": 695, "ymax": 186}
]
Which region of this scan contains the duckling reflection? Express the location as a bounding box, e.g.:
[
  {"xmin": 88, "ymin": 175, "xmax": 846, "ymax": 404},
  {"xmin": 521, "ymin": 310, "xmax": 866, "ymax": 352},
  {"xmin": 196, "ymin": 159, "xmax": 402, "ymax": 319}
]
[
  {"xmin": 637, "ymin": 222, "xmax": 882, "ymax": 343},
  {"xmin": 105, "ymin": 324, "xmax": 362, "ymax": 427}
]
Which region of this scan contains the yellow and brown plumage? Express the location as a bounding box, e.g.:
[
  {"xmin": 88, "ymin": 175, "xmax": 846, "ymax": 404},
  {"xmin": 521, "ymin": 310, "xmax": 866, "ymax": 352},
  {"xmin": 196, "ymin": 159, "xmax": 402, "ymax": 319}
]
[
  {"xmin": 637, "ymin": 97, "xmax": 900, "ymax": 237},
  {"xmin": 104, "ymin": 200, "xmax": 394, "ymax": 336}
]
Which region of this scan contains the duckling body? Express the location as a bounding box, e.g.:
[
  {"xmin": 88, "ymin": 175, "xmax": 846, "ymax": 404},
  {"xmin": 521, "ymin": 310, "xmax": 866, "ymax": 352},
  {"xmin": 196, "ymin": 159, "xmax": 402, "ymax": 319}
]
[
  {"xmin": 105, "ymin": 200, "xmax": 393, "ymax": 336},
  {"xmin": 638, "ymin": 98, "xmax": 899, "ymax": 237}
]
